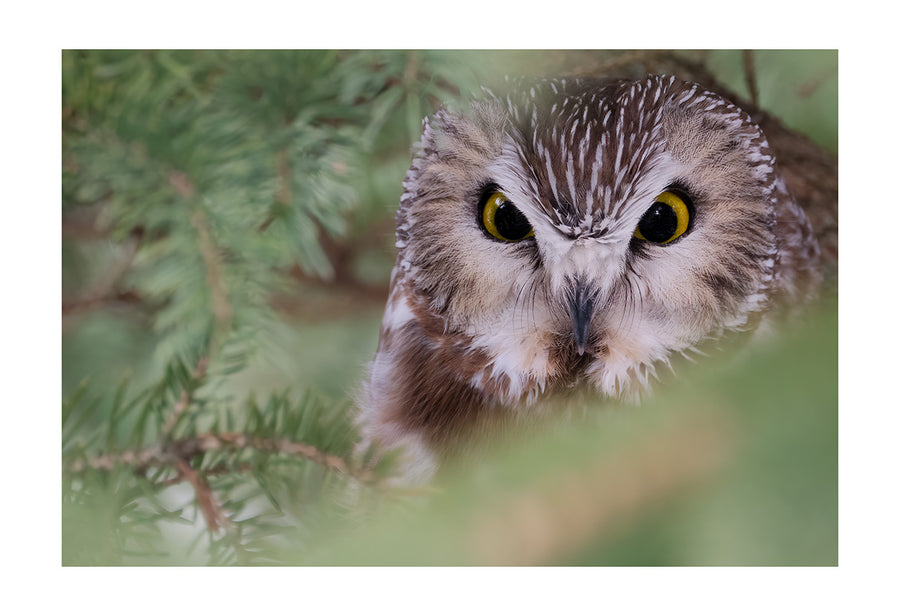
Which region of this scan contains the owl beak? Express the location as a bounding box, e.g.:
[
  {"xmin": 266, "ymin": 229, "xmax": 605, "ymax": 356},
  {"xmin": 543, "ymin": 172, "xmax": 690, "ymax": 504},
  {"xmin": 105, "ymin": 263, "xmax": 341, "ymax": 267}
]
[{"xmin": 568, "ymin": 279, "xmax": 597, "ymax": 356}]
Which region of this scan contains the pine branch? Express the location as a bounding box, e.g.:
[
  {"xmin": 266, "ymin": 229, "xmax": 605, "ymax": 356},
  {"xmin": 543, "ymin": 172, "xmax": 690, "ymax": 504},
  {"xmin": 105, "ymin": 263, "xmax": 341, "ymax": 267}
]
[
  {"xmin": 66, "ymin": 431, "xmax": 373, "ymax": 484},
  {"xmin": 257, "ymin": 146, "xmax": 293, "ymax": 233},
  {"xmin": 175, "ymin": 457, "xmax": 233, "ymax": 533},
  {"xmin": 179, "ymin": 175, "xmax": 233, "ymax": 353},
  {"xmin": 157, "ymin": 461, "xmax": 255, "ymax": 487},
  {"xmin": 175, "ymin": 458, "xmax": 254, "ymax": 565},
  {"xmin": 161, "ymin": 356, "xmax": 208, "ymax": 437}
]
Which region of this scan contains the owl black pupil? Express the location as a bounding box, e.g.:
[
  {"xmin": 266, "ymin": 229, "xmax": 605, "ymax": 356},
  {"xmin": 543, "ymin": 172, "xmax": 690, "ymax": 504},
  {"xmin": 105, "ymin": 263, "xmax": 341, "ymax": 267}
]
[
  {"xmin": 638, "ymin": 202, "xmax": 678, "ymax": 242},
  {"xmin": 495, "ymin": 201, "xmax": 532, "ymax": 240}
]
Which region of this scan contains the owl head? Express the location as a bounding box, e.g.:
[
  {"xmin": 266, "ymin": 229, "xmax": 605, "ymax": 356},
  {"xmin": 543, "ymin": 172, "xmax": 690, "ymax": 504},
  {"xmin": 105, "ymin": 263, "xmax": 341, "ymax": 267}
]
[{"xmin": 359, "ymin": 74, "xmax": 820, "ymax": 481}]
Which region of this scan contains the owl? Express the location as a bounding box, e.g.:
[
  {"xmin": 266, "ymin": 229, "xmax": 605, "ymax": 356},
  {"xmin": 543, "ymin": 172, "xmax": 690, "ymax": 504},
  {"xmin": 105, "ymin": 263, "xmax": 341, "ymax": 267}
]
[{"xmin": 357, "ymin": 74, "xmax": 821, "ymax": 483}]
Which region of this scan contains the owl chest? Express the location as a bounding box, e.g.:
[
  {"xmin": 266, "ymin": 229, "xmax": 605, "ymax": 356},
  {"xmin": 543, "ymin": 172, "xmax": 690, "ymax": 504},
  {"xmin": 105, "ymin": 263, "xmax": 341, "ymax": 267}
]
[{"xmin": 377, "ymin": 319, "xmax": 567, "ymax": 444}]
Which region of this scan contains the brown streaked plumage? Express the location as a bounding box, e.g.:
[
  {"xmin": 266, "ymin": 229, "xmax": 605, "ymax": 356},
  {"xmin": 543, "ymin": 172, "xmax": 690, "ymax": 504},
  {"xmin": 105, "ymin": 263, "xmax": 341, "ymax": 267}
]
[{"xmin": 357, "ymin": 75, "xmax": 821, "ymax": 483}]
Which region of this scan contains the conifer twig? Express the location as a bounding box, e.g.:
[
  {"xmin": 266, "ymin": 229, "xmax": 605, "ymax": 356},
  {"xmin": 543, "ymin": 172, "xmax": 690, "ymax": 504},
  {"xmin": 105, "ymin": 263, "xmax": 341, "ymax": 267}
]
[
  {"xmin": 67, "ymin": 431, "xmax": 373, "ymax": 483},
  {"xmin": 157, "ymin": 462, "xmax": 255, "ymax": 487},
  {"xmin": 169, "ymin": 169, "xmax": 234, "ymax": 352},
  {"xmin": 191, "ymin": 207, "xmax": 233, "ymax": 351},
  {"xmin": 176, "ymin": 458, "xmax": 232, "ymax": 534},
  {"xmin": 161, "ymin": 356, "xmax": 209, "ymax": 437}
]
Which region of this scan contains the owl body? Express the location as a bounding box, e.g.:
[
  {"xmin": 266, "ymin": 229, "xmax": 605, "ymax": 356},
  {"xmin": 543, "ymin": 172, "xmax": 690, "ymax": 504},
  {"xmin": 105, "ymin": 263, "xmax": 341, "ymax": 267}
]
[{"xmin": 358, "ymin": 75, "xmax": 820, "ymax": 482}]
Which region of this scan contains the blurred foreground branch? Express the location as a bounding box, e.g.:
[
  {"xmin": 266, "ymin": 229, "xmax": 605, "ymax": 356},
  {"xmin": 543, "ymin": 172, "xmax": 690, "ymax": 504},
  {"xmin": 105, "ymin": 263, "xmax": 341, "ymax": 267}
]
[{"xmin": 469, "ymin": 414, "xmax": 735, "ymax": 565}]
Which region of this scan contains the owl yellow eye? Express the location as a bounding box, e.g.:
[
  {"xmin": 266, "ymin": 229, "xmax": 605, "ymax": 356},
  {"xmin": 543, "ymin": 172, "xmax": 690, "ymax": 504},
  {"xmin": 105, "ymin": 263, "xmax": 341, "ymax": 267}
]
[
  {"xmin": 480, "ymin": 190, "xmax": 535, "ymax": 242},
  {"xmin": 633, "ymin": 190, "xmax": 692, "ymax": 244}
]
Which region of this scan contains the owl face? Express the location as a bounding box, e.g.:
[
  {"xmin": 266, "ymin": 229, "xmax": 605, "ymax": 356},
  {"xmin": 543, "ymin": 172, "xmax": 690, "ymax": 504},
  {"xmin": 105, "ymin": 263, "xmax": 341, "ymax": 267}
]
[
  {"xmin": 393, "ymin": 75, "xmax": 779, "ymax": 399},
  {"xmin": 360, "ymin": 75, "xmax": 818, "ymax": 477}
]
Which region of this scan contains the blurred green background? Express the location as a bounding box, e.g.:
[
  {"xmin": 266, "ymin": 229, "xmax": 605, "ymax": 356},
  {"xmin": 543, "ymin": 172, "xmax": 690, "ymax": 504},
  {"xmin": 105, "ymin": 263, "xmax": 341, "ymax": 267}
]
[{"xmin": 61, "ymin": 50, "xmax": 837, "ymax": 565}]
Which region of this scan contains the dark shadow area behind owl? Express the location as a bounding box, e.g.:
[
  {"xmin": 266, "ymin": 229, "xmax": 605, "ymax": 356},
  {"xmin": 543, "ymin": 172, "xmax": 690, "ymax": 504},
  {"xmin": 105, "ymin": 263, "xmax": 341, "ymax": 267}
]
[{"xmin": 61, "ymin": 50, "xmax": 836, "ymax": 566}]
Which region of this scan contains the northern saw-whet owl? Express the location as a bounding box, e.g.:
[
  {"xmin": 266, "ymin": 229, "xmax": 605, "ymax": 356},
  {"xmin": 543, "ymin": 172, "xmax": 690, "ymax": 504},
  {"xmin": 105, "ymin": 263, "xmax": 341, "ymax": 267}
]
[{"xmin": 357, "ymin": 74, "xmax": 821, "ymax": 483}]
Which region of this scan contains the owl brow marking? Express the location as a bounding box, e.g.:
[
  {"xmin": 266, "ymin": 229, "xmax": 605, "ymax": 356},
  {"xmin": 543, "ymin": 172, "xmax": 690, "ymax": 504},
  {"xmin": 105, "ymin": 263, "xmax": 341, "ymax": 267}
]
[
  {"xmin": 580, "ymin": 122, "xmax": 592, "ymax": 171},
  {"xmin": 544, "ymin": 152, "xmax": 561, "ymax": 206},
  {"xmin": 565, "ymin": 152, "xmax": 577, "ymax": 212}
]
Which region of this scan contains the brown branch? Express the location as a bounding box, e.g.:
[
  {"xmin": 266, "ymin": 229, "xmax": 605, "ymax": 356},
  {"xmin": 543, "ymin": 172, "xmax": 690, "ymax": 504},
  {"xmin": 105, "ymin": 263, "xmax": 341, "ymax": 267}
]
[
  {"xmin": 156, "ymin": 462, "xmax": 255, "ymax": 488},
  {"xmin": 67, "ymin": 431, "xmax": 372, "ymax": 483},
  {"xmin": 742, "ymin": 49, "xmax": 759, "ymax": 107},
  {"xmin": 176, "ymin": 458, "xmax": 232, "ymax": 534},
  {"xmin": 276, "ymin": 147, "xmax": 291, "ymax": 207},
  {"xmin": 66, "ymin": 427, "xmax": 371, "ymax": 545},
  {"xmin": 403, "ymin": 50, "xmax": 420, "ymax": 89},
  {"xmin": 174, "ymin": 460, "xmax": 247, "ymax": 560},
  {"xmin": 69, "ymin": 444, "xmax": 169, "ymax": 473},
  {"xmin": 161, "ymin": 356, "xmax": 209, "ymax": 437}
]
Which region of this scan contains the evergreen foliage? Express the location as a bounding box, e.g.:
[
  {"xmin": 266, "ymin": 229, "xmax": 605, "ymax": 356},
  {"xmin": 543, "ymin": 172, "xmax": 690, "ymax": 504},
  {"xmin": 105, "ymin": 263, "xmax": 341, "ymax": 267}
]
[
  {"xmin": 62, "ymin": 50, "xmax": 838, "ymax": 565},
  {"xmin": 62, "ymin": 50, "xmax": 453, "ymax": 564}
]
